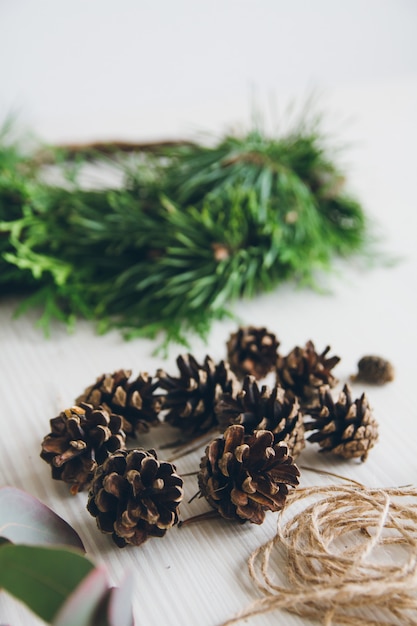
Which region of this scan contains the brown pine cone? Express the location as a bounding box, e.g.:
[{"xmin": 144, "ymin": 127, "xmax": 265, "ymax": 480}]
[
  {"xmin": 276, "ymin": 340, "xmax": 340, "ymax": 409},
  {"xmin": 305, "ymin": 384, "xmax": 379, "ymax": 461},
  {"xmin": 198, "ymin": 424, "xmax": 300, "ymax": 524},
  {"xmin": 76, "ymin": 369, "xmax": 162, "ymax": 437},
  {"xmin": 216, "ymin": 375, "xmax": 305, "ymax": 460},
  {"xmin": 352, "ymin": 355, "xmax": 395, "ymax": 385},
  {"xmin": 87, "ymin": 448, "xmax": 184, "ymax": 547},
  {"xmin": 226, "ymin": 326, "xmax": 280, "ymax": 380},
  {"xmin": 157, "ymin": 354, "xmax": 238, "ymax": 438},
  {"xmin": 40, "ymin": 404, "xmax": 126, "ymax": 494}
]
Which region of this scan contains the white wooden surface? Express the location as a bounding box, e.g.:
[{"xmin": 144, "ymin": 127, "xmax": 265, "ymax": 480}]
[{"xmin": 1, "ymin": 2, "xmax": 417, "ymax": 624}]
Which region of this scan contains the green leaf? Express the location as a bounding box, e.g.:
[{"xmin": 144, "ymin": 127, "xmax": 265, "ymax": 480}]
[
  {"xmin": 0, "ymin": 544, "xmax": 95, "ymax": 623},
  {"xmin": 0, "ymin": 486, "xmax": 85, "ymax": 551}
]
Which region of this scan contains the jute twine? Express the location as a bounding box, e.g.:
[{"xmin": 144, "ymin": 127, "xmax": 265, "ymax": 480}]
[{"xmin": 223, "ymin": 483, "xmax": 417, "ymax": 626}]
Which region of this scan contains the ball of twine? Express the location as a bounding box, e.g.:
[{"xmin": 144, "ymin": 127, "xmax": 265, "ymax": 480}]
[{"xmin": 224, "ymin": 483, "xmax": 417, "ymax": 626}]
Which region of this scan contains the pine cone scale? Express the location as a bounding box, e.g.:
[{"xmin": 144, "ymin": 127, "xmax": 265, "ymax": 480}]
[
  {"xmin": 53, "ymin": 444, "xmax": 87, "ymax": 467},
  {"xmin": 268, "ymin": 465, "xmax": 302, "ymax": 485},
  {"xmin": 236, "ymin": 504, "xmax": 265, "ymax": 524},
  {"xmin": 139, "ymin": 456, "xmax": 159, "ymax": 483},
  {"xmin": 249, "ymin": 429, "xmax": 274, "ymax": 456},
  {"xmin": 246, "ymin": 490, "xmax": 281, "ymax": 509},
  {"xmin": 103, "ymin": 473, "xmax": 126, "ymax": 498},
  {"xmin": 231, "ymin": 488, "xmax": 249, "ymax": 506},
  {"xmin": 41, "ymin": 437, "xmax": 68, "ymax": 455},
  {"xmin": 97, "ymin": 512, "xmax": 116, "ymax": 534},
  {"xmin": 94, "ymin": 488, "xmax": 117, "ymax": 513},
  {"xmin": 223, "ymin": 424, "xmax": 245, "ymax": 452},
  {"xmin": 241, "ymin": 475, "xmax": 256, "ymax": 493}
]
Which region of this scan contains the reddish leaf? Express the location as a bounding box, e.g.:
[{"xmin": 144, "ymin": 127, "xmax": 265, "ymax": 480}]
[
  {"xmin": 107, "ymin": 575, "xmax": 135, "ymax": 626},
  {"xmin": 0, "ymin": 486, "xmax": 84, "ymax": 551}
]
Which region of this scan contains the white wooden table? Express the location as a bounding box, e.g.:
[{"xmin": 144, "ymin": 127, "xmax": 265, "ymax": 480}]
[{"xmin": 1, "ymin": 2, "xmax": 417, "ymax": 624}]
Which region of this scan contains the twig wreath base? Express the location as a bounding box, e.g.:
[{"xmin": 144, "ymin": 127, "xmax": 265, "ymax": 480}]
[{"xmin": 223, "ymin": 484, "xmax": 417, "ymax": 626}]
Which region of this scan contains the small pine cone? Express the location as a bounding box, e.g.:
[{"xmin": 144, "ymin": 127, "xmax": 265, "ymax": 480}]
[
  {"xmin": 40, "ymin": 404, "xmax": 126, "ymax": 494},
  {"xmin": 157, "ymin": 354, "xmax": 238, "ymax": 438},
  {"xmin": 305, "ymin": 384, "xmax": 379, "ymax": 461},
  {"xmin": 216, "ymin": 375, "xmax": 305, "ymax": 459},
  {"xmin": 76, "ymin": 369, "xmax": 162, "ymax": 437},
  {"xmin": 352, "ymin": 355, "xmax": 395, "ymax": 385},
  {"xmin": 226, "ymin": 325, "xmax": 280, "ymax": 380},
  {"xmin": 87, "ymin": 449, "xmax": 183, "ymax": 547},
  {"xmin": 276, "ymin": 340, "xmax": 340, "ymax": 409},
  {"xmin": 198, "ymin": 425, "xmax": 300, "ymax": 524}
]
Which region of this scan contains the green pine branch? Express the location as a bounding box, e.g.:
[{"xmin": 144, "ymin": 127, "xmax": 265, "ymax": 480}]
[{"xmin": 0, "ymin": 114, "xmax": 377, "ymax": 347}]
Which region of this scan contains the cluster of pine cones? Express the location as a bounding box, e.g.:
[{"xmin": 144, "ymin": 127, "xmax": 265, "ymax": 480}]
[{"xmin": 40, "ymin": 326, "xmax": 387, "ymax": 547}]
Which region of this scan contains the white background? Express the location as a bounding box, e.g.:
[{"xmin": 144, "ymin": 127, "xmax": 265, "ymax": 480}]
[
  {"xmin": 1, "ymin": 0, "xmax": 416, "ymax": 142},
  {"xmin": 1, "ymin": 2, "xmax": 417, "ymax": 625}
]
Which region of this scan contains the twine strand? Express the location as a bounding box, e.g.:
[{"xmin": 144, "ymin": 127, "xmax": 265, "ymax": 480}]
[{"xmin": 222, "ymin": 485, "xmax": 417, "ymax": 626}]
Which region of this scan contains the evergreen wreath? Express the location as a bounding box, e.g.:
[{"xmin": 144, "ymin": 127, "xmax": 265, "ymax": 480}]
[{"xmin": 0, "ymin": 113, "xmax": 373, "ymax": 347}]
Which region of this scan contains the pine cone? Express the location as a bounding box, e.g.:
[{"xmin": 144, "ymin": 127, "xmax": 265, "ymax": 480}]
[
  {"xmin": 198, "ymin": 424, "xmax": 300, "ymax": 524},
  {"xmin": 305, "ymin": 384, "xmax": 379, "ymax": 461},
  {"xmin": 226, "ymin": 326, "xmax": 280, "ymax": 380},
  {"xmin": 352, "ymin": 355, "xmax": 395, "ymax": 385},
  {"xmin": 76, "ymin": 369, "xmax": 162, "ymax": 437},
  {"xmin": 216, "ymin": 375, "xmax": 305, "ymax": 459},
  {"xmin": 87, "ymin": 449, "xmax": 184, "ymax": 547},
  {"xmin": 40, "ymin": 404, "xmax": 126, "ymax": 494},
  {"xmin": 276, "ymin": 340, "xmax": 340, "ymax": 409},
  {"xmin": 157, "ymin": 354, "xmax": 238, "ymax": 438}
]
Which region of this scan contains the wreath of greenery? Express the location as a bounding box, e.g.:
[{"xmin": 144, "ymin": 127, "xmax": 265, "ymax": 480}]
[{"xmin": 0, "ymin": 113, "xmax": 373, "ymax": 348}]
